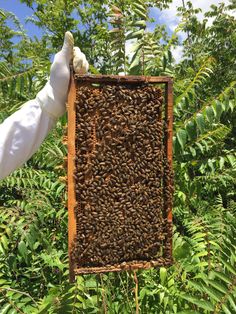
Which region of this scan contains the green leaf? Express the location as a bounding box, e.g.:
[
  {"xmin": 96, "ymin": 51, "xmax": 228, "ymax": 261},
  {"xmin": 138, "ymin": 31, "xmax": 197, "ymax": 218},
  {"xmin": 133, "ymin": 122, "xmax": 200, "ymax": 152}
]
[
  {"xmin": 221, "ymin": 259, "xmax": 236, "ymax": 275},
  {"xmin": 109, "ymin": 28, "xmax": 122, "ymax": 33},
  {"xmin": 160, "ymin": 267, "xmax": 167, "ymax": 284},
  {"xmin": 205, "ymin": 279, "xmax": 228, "ymax": 294},
  {"xmin": 196, "ymin": 113, "xmax": 205, "ymax": 133},
  {"xmin": 186, "ymin": 120, "xmax": 197, "ymax": 139},
  {"xmin": 129, "ymin": 63, "xmax": 141, "ymax": 75},
  {"xmin": 215, "ymin": 100, "xmax": 223, "ymax": 121},
  {"xmin": 133, "ymin": 8, "xmax": 147, "ymax": 20},
  {"xmin": 202, "ymin": 285, "xmax": 223, "ymax": 302},
  {"xmin": 130, "ymin": 50, "xmax": 141, "ymax": 70},
  {"xmin": 139, "ymin": 287, "xmax": 147, "ymax": 300},
  {"xmin": 163, "ymin": 54, "xmax": 167, "ymax": 71},
  {"xmin": 202, "ymin": 140, "xmax": 209, "ymax": 151},
  {"xmin": 178, "ymin": 294, "xmax": 214, "ymax": 311},
  {"xmin": 222, "ymin": 304, "xmax": 231, "ymax": 314},
  {"xmin": 110, "ymin": 41, "xmax": 121, "ymax": 50},
  {"xmin": 229, "ymin": 100, "xmax": 234, "ymax": 111},
  {"xmin": 168, "ymin": 49, "xmax": 172, "ymax": 63},
  {"xmin": 56, "ymin": 184, "xmax": 65, "ymax": 196},
  {"xmin": 18, "ymin": 240, "xmax": 28, "ymax": 259},
  {"xmin": 126, "ymin": 29, "xmax": 144, "ymax": 40},
  {"xmin": 205, "ymin": 106, "xmax": 215, "ymax": 123},
  {"xmin": 177, "ymin": 311, "xmax": 201, "ymax": 314},
  {"xmin": 26, "ymin": 234, "xmax": 35, "ymax": 250},
  {"xmin": 133, "ymin": 2, "xmax": 146, "ymax": 14},
  {"xmin": 129, "ymin": 42, "xmax": 142, "ymax": 53},
  {"xmin": 20, "ymin": 75, "xmax": 24, "ymax": 94},
  {"xmin": 132, "ymin": 20, "xmax": 146, "ymax": 28},
  {"xmin": 228, "ymin": 295, "xmax": 236, "ymax": 312},
  {"xmin": 189, "ymin": 147, "xmax": 196, "ymax": 157},
  {"xmin": 208, "ymin": 159, "xmax": 215, "ymax": 172},
  {"xmin": 219, "ymin": 157, "xmax": 225, "ymax": 170},
  {"xmin": 224, "ymin": 94, "xmax": 230, "ymax": 111},
  {"xmin": 174, "ymin": 242, "xmax": 190, "ymax": 259},
  {"xmin": 176, "ymin": 129, "xmax": 187, "ymax": 150},
  {"xmin": 0, "ymin": 304, "xmax": 11, "ymax": 314},
  {"xmin": 227, "ymin": 154, "xmax": 235, "ymax": 167},
  {"xmin": 1, "ymin": 235, "xmax": 8, "ymax": 250}
]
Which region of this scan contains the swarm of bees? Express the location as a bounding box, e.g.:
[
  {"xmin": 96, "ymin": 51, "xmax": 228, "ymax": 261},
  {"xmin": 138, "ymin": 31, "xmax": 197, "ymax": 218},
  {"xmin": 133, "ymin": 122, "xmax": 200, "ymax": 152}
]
[{"xmin": 72, "ymin": 83, "xmax": 173, "ymax": 269}]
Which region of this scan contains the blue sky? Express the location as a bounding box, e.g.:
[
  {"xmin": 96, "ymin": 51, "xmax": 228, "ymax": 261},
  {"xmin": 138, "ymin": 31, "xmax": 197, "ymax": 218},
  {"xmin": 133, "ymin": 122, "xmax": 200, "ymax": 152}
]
[
  {"xmin": 0, "ymin": 0, "xmax": 168, "ymax": 38},
  {"xmin": 1, "ymin": 0, "xmax": 233, "ymax": 40},
  {"xmin": 1, "ymin": 0, "xmax": 234, "ymax": 63},
  {"xmin": 0, "ymin": 0, "xmax": 43, "ymax": 38}
]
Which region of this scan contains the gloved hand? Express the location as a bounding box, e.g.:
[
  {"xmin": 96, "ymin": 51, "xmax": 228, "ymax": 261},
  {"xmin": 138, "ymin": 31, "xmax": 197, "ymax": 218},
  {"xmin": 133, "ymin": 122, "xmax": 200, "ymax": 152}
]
[
  {"xmin": 0, "ymin": 31, "xmax": 89, "ymax": 180},
  {"xmin": 36, "ymin": 31, "xmax": 89, "ymax": 119}
]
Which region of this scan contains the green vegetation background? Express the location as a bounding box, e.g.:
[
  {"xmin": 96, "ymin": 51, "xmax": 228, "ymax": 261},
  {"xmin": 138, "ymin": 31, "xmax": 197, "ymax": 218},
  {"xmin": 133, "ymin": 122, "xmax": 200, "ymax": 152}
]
[{"xmin": 0, "ymin": 0, "xmax": 235, "ymax": 313}]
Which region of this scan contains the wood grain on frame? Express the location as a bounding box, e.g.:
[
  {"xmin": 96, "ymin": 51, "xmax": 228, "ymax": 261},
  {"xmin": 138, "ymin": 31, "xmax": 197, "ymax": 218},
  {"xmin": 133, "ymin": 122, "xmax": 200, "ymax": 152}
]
[
  {"xmin": 166, "ymin": 80, "xmax": 173, "ymax": 223},
  {"xmin": 67, "ymin": 74, "xmax": 77, "ymax": 282},
  {"xmin": 75, "ymin": 74, "xmax": 173, "ymax": 84}
]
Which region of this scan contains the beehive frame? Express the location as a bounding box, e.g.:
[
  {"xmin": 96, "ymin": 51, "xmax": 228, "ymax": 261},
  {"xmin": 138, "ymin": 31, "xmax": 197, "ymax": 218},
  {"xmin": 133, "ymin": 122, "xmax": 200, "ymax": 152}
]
[{"xmin": 67, "ymin": 74, "xmax": 173, "ymax": 282}]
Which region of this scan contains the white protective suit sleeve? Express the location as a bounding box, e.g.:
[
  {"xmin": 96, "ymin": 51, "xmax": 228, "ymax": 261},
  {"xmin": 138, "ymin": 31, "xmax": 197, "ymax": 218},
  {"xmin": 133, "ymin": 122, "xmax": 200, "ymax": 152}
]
[{"xmin": 0, "ymin": 32, "xmax": 89, "ymax": 180}]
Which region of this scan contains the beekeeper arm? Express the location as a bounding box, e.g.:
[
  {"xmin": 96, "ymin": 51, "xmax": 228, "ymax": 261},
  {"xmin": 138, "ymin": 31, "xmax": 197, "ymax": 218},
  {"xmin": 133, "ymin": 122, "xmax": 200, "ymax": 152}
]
[{"xmin": 0, "ymin": 32, "xmax": 89, "ymax": 180}]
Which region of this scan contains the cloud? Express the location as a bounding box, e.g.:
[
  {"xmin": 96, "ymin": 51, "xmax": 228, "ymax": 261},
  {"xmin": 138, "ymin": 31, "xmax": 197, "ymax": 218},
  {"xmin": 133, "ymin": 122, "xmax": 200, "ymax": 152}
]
[
  {"xmin": 171, "ymin": 45, "xmax": 184, "ymax": 63},
  {"xmin": 150, "ymin": 0, "xmax": 234, "ymax": 62},
  {"xmin": 151, "ymin": 0, "xmax": 234, "ymax": 34}
]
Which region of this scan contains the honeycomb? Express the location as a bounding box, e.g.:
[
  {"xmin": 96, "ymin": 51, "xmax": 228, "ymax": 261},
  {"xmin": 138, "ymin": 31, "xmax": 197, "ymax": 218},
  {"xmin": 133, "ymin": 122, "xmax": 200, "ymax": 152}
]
[{"xmin": 68, "ymin": 75, "xmax": 173, "ymax": 276}]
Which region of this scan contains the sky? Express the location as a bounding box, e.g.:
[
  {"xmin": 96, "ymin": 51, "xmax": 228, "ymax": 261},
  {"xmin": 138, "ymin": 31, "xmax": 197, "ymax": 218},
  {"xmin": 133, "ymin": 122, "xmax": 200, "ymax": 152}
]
[
  {"xmin": 1, "ymin": 0, "xmax": 235, "ymax": 63},
  {"xmin": 0, "ymin": 0, "xmax": 43, "ymax": 38},
  {"xmin": 150, "ymin": 0, "xmax": 234, "ymax": 62}
]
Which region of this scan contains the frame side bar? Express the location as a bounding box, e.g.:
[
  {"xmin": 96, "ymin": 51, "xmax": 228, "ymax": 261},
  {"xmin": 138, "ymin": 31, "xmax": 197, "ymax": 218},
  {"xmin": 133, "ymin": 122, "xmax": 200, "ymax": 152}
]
[
  {"xmin": 166, "ymin": 79, "xmax": 173, "ymax": 222},
  {"xmin": 67, "ymin": 73, "xmax": 77, "ymax": 282}
]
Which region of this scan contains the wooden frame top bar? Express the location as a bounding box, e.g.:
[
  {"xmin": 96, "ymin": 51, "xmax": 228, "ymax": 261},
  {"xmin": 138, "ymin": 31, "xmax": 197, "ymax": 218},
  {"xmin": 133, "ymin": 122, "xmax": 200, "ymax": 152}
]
[{"xmin": 75, "ymin": 74, "xmax": 173, "ymax": 84}]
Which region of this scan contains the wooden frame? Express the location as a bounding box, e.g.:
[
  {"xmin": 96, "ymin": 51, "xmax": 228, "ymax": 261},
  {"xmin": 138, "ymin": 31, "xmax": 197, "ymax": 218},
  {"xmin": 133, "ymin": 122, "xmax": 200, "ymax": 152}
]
[{"xmin": 67, "ymin": 74, "xmax": 173, "ymax": 282}]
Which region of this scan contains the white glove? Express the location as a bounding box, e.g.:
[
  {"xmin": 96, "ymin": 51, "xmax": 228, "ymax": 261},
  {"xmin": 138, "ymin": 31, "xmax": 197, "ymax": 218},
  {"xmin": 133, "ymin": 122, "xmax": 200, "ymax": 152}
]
[
  {"xmin": 0, "ymin": 32, "xmax": 89, "ymax": 180},
  {"xmin": 73, "ymin": 47, "xmax": 89, "ymax": 74},
  {"xmin": 37, "ymin": 31, "xmax": 89, "ymax": 118}
]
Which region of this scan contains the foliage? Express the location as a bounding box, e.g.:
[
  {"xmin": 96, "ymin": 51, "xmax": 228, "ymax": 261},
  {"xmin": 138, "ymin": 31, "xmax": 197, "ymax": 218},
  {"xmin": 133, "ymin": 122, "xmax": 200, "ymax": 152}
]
[{"xmin": 0, "ymin": 0, "xmax": 236, "ymax": 313}]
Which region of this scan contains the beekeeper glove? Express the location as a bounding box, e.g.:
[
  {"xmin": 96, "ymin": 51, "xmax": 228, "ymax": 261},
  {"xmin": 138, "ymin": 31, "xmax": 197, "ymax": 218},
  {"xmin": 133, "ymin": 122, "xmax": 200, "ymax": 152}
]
[
  {"xmin": 0, "ymin": 32, "xmax": 89, "ymax": 180},
  {"xmin": 37, "ymin": 31, "xmax": 89, "ymax": 118}
]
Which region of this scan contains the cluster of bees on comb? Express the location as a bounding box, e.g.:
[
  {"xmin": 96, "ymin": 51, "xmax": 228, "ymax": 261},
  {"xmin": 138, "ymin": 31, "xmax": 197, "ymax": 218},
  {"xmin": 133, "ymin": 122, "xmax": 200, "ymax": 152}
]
[{"xmin": 72, "ymin": 82, "xmax": 173, "ymax": 269}]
